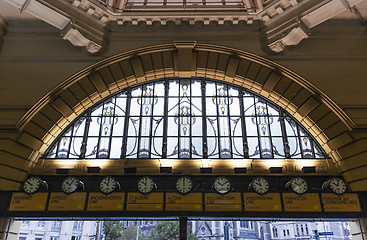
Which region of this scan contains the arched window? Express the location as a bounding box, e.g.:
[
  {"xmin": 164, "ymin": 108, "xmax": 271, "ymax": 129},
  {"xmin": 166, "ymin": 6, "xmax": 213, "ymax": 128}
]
[{"xmin": 44, "ymin": 78, "xmax": 328, "ymax": 160}]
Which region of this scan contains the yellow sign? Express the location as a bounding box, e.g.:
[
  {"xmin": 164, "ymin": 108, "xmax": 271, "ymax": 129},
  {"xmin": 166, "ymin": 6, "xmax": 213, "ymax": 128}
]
[
  {"xmin": 205, "ymin": 193, "xmax": 242, "ymax": 211},
  {"xmin": 9, "ymin": 192, "xmax": 48, "ymax": 211},
  {"xmin": 126, "ymin": 192, "xmax": 163, "ymax": 211},
  {"xmin": 166, "ymin": 193, "xmax": 202, "ymax": 211},
  {"xmin": 48, "ymin": 192, "xmax": 86, "ymax": 211},
  {"xmin": 87, "ymin": 192, "xmax": 125, "ymax": 211},
  {"xmin": 283, "ymin": 193, "xmax": 321, "ymax": 212},
  {"xmin": 244, "ymin": 193, "xmax": 282, "ymax": 211},
  {"xmin": 322, "ymin": 193, "xmax": 361, "ymax": 212}
]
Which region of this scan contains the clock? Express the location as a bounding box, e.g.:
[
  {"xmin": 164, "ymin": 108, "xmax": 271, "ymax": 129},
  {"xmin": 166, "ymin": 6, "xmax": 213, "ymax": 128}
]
[
  {"xmin": 323, "ymin": 177, "xmax": 347, "ymax": 195},
  {"xmin": 250, "ymin": 177, "xmax": 269, "ymax": 195},
  {"xmin": 61, "ymin": 177, "xmax": 84, "ymax": 194},
  {"xmin": 213, "ymin": 176, "xmax": 231, "ymax": 194},
  {"xmin": 100, "ymin": 177, "xmax": 120, "ymax": 194},
  {"xmin": 176, "ymin": 177, "xmax": 193, "ymax": 195},
  {"xmin": 287, "ymin": 177, "xmax": 308, "ymax": 195},
  {"xmin": 137, "ymin": 176, "xmax": 155, "ymax": 194},
  {"xmin": 23, "ymin": 177, "xmax": 48, "ymax": 194}
]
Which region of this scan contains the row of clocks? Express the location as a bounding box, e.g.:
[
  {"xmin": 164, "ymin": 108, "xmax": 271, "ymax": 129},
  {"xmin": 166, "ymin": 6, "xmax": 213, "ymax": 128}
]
[{"xmin": 23, "ymin": 176, "xmax": 348, "ymax": 195}]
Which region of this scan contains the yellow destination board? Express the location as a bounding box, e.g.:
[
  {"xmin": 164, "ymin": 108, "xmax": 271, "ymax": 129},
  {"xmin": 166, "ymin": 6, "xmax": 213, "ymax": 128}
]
[
  {"xmin": 87, "ymin": 192, "xmax": 125, "ymax": 211},
  {"xmin": 166, "ymin": 193, "xmax": 202, "ymax": 211},
  {"xmin": 283, "ymin": 193, "xmax": 321, "ymax": 212},
  {"xmin": 244, "ymin": 193, "xmax": 281, "ymax": 211},
  {"xmin": 48, "ymin": 192, "xmax": 86, "ymax": 211},
  {"xmin": 205, "ymin": 193, "xmax": 242, "ymax": 211},
  {"xmin": 9, "ymin": 192, "xmax": 48, "ymax": 211},
  {"xmin": 322, "ymin": 193, "xmax": 361, "ymax": 212},
  {"xmin": 126, "ymin": 192, "xmax": 163, "ymax": 211}
]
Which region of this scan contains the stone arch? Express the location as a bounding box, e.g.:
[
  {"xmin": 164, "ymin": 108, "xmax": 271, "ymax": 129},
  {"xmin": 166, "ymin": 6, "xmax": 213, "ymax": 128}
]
[{"xmin": 2, "ymin": 42, "xmax": 364, "ymax": 191}]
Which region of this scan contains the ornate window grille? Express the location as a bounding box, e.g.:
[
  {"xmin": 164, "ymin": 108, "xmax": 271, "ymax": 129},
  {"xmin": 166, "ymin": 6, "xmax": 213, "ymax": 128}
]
[{"xmin": 44, "ymin": 78, "xmax": 328, "ymax": 160}]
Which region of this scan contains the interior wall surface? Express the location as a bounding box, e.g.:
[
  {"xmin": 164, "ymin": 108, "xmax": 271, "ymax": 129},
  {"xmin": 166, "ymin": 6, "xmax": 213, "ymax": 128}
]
[{"xmin": 0, "ymin": 16, "xmax": 367, "ymax": 191}]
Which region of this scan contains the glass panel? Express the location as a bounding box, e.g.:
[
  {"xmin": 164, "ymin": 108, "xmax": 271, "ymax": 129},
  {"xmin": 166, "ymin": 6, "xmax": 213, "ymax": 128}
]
[
  {"xmin": 206, "ymin": 117, "xmax": 218, "ymax": 137},
  {"xmin": 152, "ymin": 97, "xmax": 164, "ymax": 116},
  {"xmin": 192, "ymin": 117, "xmax": 202, "ymax": 136},
  {"xmin": 191, "ymin": 97, "xmax": 202, "ymax": 115},
  {"xmin": 272, "ymin": 137, "xmax": 285, "ymax": 158},
  {"xmin": 168, "ymin": 98, "xmax": 179, "ymax": 116},
  {"xmin": 88, "ymin": 117, "xmax": 102, "ymax": 136},
  {"xmin": 131, "ymin": 85, "xmax": 141, "ymax": 97},
  {"xmin": 314, "ymin": 142, "xmax": 325, "ymax": 158},
  {"xmin": 138, "ymin": 137, "xmax": 150, "ymax": 158},
  {"xmin": 151, "ymin": 137, "xmax": 162, "ymax": 157},
  {"xmin": 110, "ymin": 137, "xmax": 123, "ymax": 158},
  {"xmin": 57, "ymin": 137, "xmax": 71, "ymax": 158},
  {"xmin": 140, "ymin": 117, "xmax": 152, "ymax": 137},
  {"xmin": 207, "ymin": 137, "xmax": 219, "ymax": 158},
  {"xmin": 243, "ymin": 97, "xmax": 255, "ymax": 116},
  {"xmin": 168, "ymin": 80, "xmax": 179, "ymax": 96},
  {"xmin": 288, "ymin": 137, "xmax": 301, "ymax": 158},
  {"xmin": 152, "ymin": 117, "xmax": 164, "ymax": 137},
  {"xmin": 85, "ymin": 137, "xmax": 98, "ymax": 158},
  {"xmin": 191, "ymin": 80, "xmax": 202, "ymax": 96},
  {"xmin": 248, "ymin": 137, "xmax": 260, "ymax": 158},
  {"xmin": 91, "ymin": 104, "xmax": 103, "ymax": 116},
  {"xmin": 154, "ymin": 81, "xmax": 165, "ymax": 95},
  {"xmin": 167, "ymin": 117, "xmax": 178, "ymax": 136},
  {"xmin": 230, "ymin": 117, "xmax": 242, "ymax": 136},
  {"xmin": 69, "ymin": 137, "xmax": 83, "ymax": 157},
  {"xmin": 179, "ymin": 137, "xmax": 190, "ymax": 158},
  {"xmin": 232, "ymin": 137, "xmax": 243, "ymax": 158},
  {"xmin": 129, "ymin": 97, "xmax": 142, "ymax": 116},
  {"xmin": 126, "ymin": 137, "xmax": 138, "ymax": 158},
  {"xmin": 112, "ymin": 117, "xmax": 125, "ymax": 136},
  {"xmin": 73, "ymin": 117, "xmax": 86, "ymax": 136},
  {"xmin": 192, "ymin": 137, "xmax": 203, "ymax": 158},
  {"xmin": 300, "ymin": 136, "xmax": 314, "ymax": 158},
  {"xmin": 267, "ymin": 103, "xmax": 280, "ymax": 116},
  {"xmin": 206, "ymin": 98, "xmax": 217, "ymax": 116},
  {"xmin": 245, "ymin": 117, "xmax": 258, "ymax": 136},
  {"xmin": 127, "ymin": 117, "xmax": 139, "ymax": 137},
  {"xmin": 97, "ymin": 137, "xmax": 110, "ymax": 158},
  {"xmin": 284, "ymin": 118, "xmax": 298, "ymax": 136},
  {"xmin": 259, "ymin": 137, "xmax": 273, "ymax": 158},
  {"xmin": 167, "ymin": 137, "xmax": 178, "ymax": 158},
  {"xmin": 229, "ymin": 97, "xmax": 240, "ymax": 116},
  {"xmin": 269, "ymin": 116, "xmax": 282, "ymax": 136},
  {"xmin": 114, "ymin": 97, "xmax": 127, "ymax": 116}
]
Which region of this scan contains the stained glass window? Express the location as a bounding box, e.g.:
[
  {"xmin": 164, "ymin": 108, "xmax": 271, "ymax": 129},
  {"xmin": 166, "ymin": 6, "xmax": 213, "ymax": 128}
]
[{"xmin": 44, "ymin": 78, "xmax": 328, "ymax": 160}]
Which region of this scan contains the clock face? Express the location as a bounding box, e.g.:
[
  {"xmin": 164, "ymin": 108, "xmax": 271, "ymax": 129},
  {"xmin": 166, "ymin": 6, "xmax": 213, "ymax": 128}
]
[
  {"xmin": 329, "ymin": 177, "xmax": 347, "ymax": 195},
  {"xmin": 290, "ymin": 177, "xmax": 308, "ymax": 195},
  {"xmin": 138, "ymin": 176, "xmax": 155, "ymax": 194},
  {"xmin": 23, "ymin": 177, "xmax": 41, "ymax": 194},
  {"xmin": 214, "ymin": 177, "xmax": 231, "ymax": 194},
  {"xmin": 176, "ymin": 177, "xmax": 193, "ymax": 194},
  {"xmin": 100, "ymin": 177, "xmax": 118, "ymax": 194},
  {"xmin": 251, "ymin": 177, "xmax": 269, "ymax": 195},
  {"xmin": 62, "ymin": 177, "xmax": 80, "ymax": 194}
]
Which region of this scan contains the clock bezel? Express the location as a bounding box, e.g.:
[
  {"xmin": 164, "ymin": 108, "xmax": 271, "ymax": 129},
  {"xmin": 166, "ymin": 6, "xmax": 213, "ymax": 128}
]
[
  {"xmin": 23, "ymin": 177, "xmax": 47, "ymax": 194},
  {"xmin": 250, "ymin": 176, "xmax": 270, "ymax": 195},
  {"xmin": 213, "ymin": 176, "xmax": 231, "ymax": 194},
  {"xmin": 137, "ymin": 176, "xmax": 155, "ymax": 194},
  {"xmin": 323, "ymin": 177, "xmax": 347, "ymax": 195},
  {"xmin": 176, "ymin": 176, "xmax": 193, "ymax": 195},
  {"xmin": 288, "ymin": 177, "xmax": 308, "ymax": 195},
  {"xmin": 61, "ymin": 176, "xmax": 84, "ymax": 194},
  {"xmin": 99, "ymin": 176, "xmax": 120, "ymax": 195}
]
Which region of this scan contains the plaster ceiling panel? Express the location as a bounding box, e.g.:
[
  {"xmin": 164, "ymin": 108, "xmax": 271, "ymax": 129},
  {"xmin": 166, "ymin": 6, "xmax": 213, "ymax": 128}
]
[{"xmin": 0, "ymin": 0, "xmax": 37, "ymax": 20}]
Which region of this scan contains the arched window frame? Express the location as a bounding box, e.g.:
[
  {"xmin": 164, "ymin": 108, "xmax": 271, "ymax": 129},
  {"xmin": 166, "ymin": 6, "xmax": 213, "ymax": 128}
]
[{"xmin": 43, "ymin": 77, "xmax": 328, "ymax": 160}]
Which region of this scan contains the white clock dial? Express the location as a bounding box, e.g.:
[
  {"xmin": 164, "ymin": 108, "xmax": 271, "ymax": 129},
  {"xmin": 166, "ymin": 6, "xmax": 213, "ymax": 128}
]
[
  {"xmin": 100, "ymin": 177, "xmax": 119, "ymax": 194},
  {"xmin": 328, "ymin": 177, "xmax": 347, "ymax": 195},
  {"xmin": 176, "ymin": 177, "xmax": 193, "ymax": 194},
  {"xmin": 251, "ymin": 177, "xmax": 269, "ymax": 195},
  {"xmin": 214, "ymin": 177, "xmax": 231, "ymax": 194},
  {"xmin": 62, "ymin": 177, "xmax": 81, "ymax": 194},
  {"xmin": 138, "ymin": 176, "xmax": 155, "ymax": 194},
  {"xmin": 23, "ymin": 177, "xmax": 41, "ymax": 194},
  {"xmin": 290, "ymin": 177, "xmax": 308, "ymax": 195}
]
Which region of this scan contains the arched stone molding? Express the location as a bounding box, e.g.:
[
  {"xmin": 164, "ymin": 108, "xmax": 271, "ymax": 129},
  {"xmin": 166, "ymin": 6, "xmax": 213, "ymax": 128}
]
[{"xmin": 2, "ymin": 42, "xmax": 365, "ymax": 191}]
